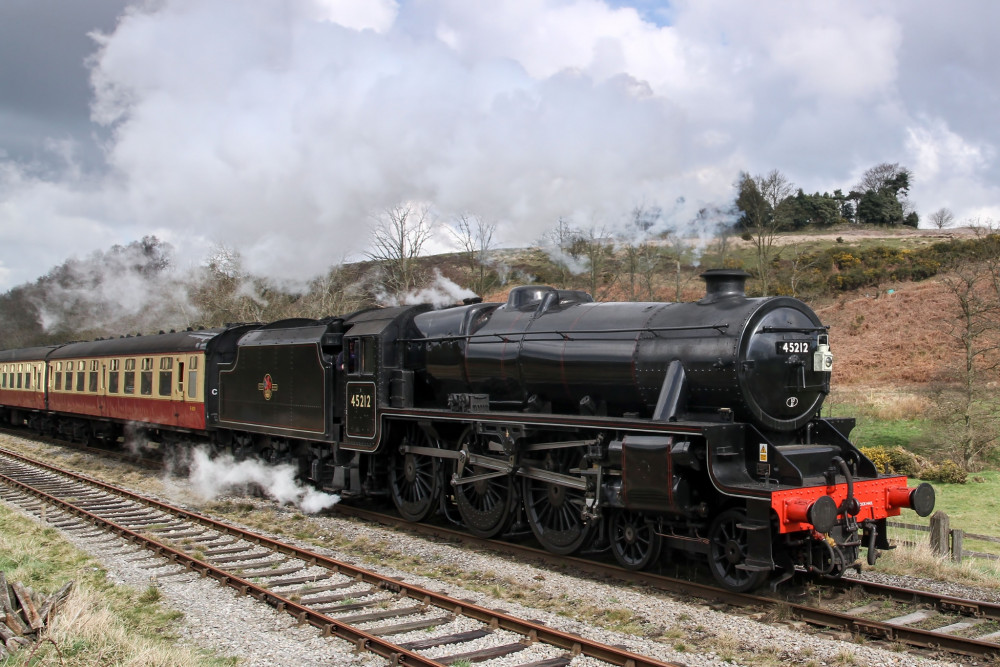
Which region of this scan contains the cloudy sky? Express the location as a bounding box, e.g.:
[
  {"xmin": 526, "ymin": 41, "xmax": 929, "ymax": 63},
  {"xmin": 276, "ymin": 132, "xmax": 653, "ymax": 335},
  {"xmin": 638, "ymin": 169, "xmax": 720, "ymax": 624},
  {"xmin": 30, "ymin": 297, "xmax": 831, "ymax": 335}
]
[{"xmin": 1, "ymin": 0, "xmax": 998, "ymax": 291}]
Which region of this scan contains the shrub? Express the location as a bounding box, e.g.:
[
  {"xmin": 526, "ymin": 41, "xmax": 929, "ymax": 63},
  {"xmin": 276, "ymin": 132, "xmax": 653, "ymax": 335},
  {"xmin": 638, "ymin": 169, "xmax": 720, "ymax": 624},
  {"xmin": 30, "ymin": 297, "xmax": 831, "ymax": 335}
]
[
  {"xmin": 919, "ymin": 459, "xmax": 968, "ymax": 484},
  {"xmin": 861, "ymin": 446, "xmax": 921, "ymax": 476}
]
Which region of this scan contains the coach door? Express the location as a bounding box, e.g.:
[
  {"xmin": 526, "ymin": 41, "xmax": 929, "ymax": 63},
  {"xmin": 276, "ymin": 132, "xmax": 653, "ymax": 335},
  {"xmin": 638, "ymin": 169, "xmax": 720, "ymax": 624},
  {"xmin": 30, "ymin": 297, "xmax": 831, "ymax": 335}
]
[{"xmin": 344, "ymin": 336, "xmax": 378, "ymax": 443}]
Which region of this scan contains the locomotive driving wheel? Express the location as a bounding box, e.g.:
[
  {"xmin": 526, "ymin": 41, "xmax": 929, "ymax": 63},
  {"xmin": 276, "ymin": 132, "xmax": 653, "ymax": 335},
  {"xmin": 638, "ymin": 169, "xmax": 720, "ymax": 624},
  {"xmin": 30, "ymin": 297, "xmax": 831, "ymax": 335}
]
[
  {"xmin": 453, "ymin": 428, "xmax": 516, "ymax": 538},
  {"xmin": 707, "ymin": 509, "xmax": 769, "ymax": 592},
  {"xmin": 522, "ymin": 446, "xmax": 595, "ymax": 555},
  {"xmin": 388, "ymin": 423, "xmax": 442, "ymax": 522},
  {"xmin": 609, "ymin": 510, "xmax": 663, "ymax": 570}
]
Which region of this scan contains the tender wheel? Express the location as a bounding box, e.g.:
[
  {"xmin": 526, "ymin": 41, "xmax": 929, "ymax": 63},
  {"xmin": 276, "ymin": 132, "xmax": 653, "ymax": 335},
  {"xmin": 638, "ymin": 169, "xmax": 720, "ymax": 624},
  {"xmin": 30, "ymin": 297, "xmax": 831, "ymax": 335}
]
[
  {"xmin": 389, "ymin": 424, "xmax": 441, "ymax": 522},
  {"xmin": 708, "ymin": 509, "xmax": 769, "ymax": 592},
  {"xmin": 610, "ymin": 510, "xmax": 662, "ymax": 570},
  {"xmin": 522, "ymin": 446, "xmax": 595, "ymax": 555},
  {"xmin": 453, "ymin": 429, "xmax": 516, "ymax": 538}
]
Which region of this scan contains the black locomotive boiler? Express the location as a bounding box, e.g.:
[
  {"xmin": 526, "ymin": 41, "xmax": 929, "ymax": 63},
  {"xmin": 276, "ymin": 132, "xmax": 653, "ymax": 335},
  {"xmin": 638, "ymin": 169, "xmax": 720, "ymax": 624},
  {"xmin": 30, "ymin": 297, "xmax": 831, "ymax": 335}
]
[{"xmin": 0, "ymin": 269, "xmax": 934, "ymax": 592}]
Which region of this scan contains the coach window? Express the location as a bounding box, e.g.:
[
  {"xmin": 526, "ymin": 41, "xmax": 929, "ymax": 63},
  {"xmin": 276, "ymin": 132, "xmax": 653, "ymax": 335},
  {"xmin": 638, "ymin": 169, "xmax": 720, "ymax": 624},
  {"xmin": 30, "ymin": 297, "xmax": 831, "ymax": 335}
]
[
  {"xmin": 24, "ymin": 366, "xmax": 30, "ymax": 390},
  {"xmin": 140, "ymin": 358, "xmax": 153, "ymax": 396},
  {"xmin": 65, "ymin": 362, "xmax": 73, "ymax": 391},
  {"xmin": 76, "ymin": 361, "xmax": 86, "ymax": 392},
  {"xmin": 159, "ymin": 357, "xmax": 173, "ymax": 397},
  {"xmin": 188, "ymin": 356, "xmax": 198, "ymax": 398},
  {"xmin": 89, "ymin": 360, "xmax": 99, "ymax": 392},
  {"xmin": 53, "ymin": 362, "xmax": 61, "ymax": 391},
  {"xmin": 108, "ymin": 359, "xmax": 120, "ymax": 394},
  {"xmin": 16, "ymin": 364, "xmax": 22, "ymax": 389},
  {"xmin": 1, "ymin": 366, "xmax": 5, "ymax": 389},
  {"xmin": 124, "ymin": 359, "xmax": 136, "ymax": 395}
]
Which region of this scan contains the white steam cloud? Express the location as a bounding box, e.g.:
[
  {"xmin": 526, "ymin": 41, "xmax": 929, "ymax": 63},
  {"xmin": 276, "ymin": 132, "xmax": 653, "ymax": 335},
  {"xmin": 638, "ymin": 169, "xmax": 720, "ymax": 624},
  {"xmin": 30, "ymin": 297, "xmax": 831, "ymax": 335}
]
[
  {"xmin": 3, "ymin": 1, "xmax": 1000, "ymax": 291},
  {"xmin": 401, "ymin": 271, "xmax": 478, "ymax": 307},
  {"xmin": 188, "ymin": 447, "xmax": 340, "ymax": 514}
]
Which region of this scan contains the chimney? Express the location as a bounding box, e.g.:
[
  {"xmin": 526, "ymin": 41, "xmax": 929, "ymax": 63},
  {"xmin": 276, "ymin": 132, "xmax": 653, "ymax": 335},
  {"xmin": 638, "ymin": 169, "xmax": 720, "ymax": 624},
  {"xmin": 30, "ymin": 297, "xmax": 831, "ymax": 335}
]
[{"xmin": 699, "ymin": 269, "xmax": 751, "ymax": 304}]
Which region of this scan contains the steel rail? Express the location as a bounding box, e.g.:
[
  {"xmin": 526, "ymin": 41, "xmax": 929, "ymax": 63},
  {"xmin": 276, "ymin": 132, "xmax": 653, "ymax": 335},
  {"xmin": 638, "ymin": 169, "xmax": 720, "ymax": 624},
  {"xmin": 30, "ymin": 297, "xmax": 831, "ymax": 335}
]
[
  {"xmin": 0, "ymin": 446, "xmax": 681, "ymax": 667},
  {"xmin": 330, "ymin": 505, "xmax": 1000, "ymax": 659},
  {"xmin": 6, "ymin": 435, "xmax": 998, "ymax": 657},
  {"xmin": 0, "ymin": 469, "xmax": 443, "ymax": 667}
]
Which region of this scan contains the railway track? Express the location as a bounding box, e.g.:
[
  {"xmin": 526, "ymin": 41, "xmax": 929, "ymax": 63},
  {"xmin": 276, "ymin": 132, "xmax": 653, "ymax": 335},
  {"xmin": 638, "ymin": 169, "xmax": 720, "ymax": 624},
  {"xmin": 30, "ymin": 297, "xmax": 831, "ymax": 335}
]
[
  {"xmin": 3, "ymin": 432, "xmax": 1000, "ymax": 661},
  {"xmin": 333, "ymin": 504, "xmax": 1000, "ymax": 660},
  {"xmin": 0, "ymin": 445, "xmax": 682, "ymax": 667}
]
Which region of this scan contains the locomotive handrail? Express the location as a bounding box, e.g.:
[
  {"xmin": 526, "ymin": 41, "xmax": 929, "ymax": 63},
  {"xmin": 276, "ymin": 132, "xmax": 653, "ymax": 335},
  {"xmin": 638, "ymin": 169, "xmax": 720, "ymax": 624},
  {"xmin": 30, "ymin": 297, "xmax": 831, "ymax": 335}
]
[
  {"xmin": 406, "ymin": 323, "xmax": 730, "ymax": 344},
  {"xmin": 759, "ymin": 325, "xmax": 830, "ymax": 333}
]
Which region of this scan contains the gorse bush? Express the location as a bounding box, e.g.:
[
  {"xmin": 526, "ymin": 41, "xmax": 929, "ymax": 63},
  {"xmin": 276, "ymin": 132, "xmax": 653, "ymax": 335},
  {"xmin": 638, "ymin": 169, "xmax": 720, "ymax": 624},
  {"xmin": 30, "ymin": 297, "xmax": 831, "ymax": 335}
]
[
  {"xmin": 860, "ymin": 445, "xmax": 968, "ymax": 483},
  {"xmin": 860, "ymin": 446, "xmax": 922, "ymax": 477},
  {"xmin": 771, "ymin": 233, "xmax": 1000, "ymax": 297},
  {"xmin": 920, "ymin": 459, "xmax": 969, "ymax": 484}
]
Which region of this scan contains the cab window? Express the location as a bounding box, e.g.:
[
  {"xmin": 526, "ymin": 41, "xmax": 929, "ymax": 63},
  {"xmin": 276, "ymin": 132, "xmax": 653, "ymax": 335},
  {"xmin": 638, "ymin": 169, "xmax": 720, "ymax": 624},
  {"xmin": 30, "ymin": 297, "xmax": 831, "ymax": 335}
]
[{"xmin": 346, "ymin": 338, "xmax": 376, "ymax": 374}]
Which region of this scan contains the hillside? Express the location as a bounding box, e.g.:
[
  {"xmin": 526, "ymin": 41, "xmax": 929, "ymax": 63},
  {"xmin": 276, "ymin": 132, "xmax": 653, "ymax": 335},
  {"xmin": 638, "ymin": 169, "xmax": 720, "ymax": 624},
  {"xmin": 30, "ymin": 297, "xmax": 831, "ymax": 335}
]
[
  {"xmin": 817, "ymin": 279, "xmax": 958, "ymax": 387},
  {"xmin": 776, "ymin": 226, "xmax": 978, "ymax": 390}
]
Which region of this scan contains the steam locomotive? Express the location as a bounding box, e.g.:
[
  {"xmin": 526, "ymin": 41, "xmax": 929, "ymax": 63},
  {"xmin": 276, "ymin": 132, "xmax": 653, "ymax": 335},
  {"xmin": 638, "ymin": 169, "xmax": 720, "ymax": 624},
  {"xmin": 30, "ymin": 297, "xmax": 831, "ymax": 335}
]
[{"xmin": 0, "ymin": 269, "xmax": 933, "ymax": 591}]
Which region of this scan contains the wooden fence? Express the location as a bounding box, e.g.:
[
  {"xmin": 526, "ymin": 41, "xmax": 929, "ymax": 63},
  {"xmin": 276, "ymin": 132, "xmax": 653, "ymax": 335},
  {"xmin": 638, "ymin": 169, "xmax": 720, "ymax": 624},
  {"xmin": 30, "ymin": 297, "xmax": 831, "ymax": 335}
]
[{"xmin": 887, "ymin": 511, "xmax": 1000, "ymax": 563}]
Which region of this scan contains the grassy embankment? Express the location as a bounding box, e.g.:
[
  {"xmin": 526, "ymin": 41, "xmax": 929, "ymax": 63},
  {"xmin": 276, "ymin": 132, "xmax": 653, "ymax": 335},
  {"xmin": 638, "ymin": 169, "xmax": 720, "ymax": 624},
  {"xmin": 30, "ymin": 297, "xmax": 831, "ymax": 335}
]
[
  {"xmin": 0, "ymin": 504, "xmax": 232, "ymax": 666},
  {"xmin": 826, "ymin": 389, "xmax": 1000, "ymax": 583}
]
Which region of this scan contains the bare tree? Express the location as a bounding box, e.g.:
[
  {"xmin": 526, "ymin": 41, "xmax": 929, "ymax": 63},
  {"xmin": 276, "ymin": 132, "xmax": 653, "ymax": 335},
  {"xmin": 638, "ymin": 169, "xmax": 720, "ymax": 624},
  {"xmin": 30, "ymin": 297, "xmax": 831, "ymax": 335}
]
[
  {"xmin": 929, "ymin": 207, "xmax": 956, "ymax": 230},
  {"xmin": 785, "ymin": 247, "xmax": 824, "ymax": 298},
  {"xmin": 854, "ymin": 162, "xmax": 912, "ymax": 194},
  {"xmin": 367, "ymin": 204, "xmax": 434, "ymax": 300},
  {"xmin": 542, "ymin": 217, "xmax": 583, "ymax": 286},
  {"xmin": 736, "ymin": 170, "xmax": 794, "ymax": 296},
  {"xmin": 577, "ymin": 226, "xmax": 614, "ymax": 299},
  {"xmin": 934, "ymin": 235, "xmax": 1000, "ymax": 469},
  {"xmin": 449, "ymin": 213, "xmax": 498, "ymax": 297},
  {"xmin": 297, "ymin": 264, "xmax": 368, "ymax": 318},
  {"xmin": 617, "ymin": 206, "xmax": 661, "ymax": 301},
  {"xmin": 192, "ymin": 244, "xmax": 269, "ymax": 324},
  {"xmin": 710, "ymin": 220, "xmax": 736, "ymax": 268},
  {"xmin": 662, "ymin": 231, "xmax": 692, "ymax": 302}
]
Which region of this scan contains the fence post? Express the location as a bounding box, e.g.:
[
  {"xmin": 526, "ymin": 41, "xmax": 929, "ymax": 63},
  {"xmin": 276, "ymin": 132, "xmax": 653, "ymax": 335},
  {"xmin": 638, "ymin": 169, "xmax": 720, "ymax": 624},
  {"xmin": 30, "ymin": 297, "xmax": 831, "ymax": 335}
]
[
  {"xmin": 930, "ymin": 511, "xmax": 950, "ymax": 556},
  {"xmin": 952, "ymin": 529, "xmax": 964, "ymax": 563}
]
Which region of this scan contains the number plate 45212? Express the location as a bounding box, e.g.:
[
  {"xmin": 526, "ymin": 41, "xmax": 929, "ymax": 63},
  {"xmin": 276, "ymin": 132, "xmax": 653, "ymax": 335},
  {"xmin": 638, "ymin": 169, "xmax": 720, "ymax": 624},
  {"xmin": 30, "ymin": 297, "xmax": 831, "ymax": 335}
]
[
  {"xmin": 350, "ymin": 392, "xmax": 372, "ymax": 408},
  {"xmin": 776, "ymin": 341, "xmax": 811, "ymax": 355}
]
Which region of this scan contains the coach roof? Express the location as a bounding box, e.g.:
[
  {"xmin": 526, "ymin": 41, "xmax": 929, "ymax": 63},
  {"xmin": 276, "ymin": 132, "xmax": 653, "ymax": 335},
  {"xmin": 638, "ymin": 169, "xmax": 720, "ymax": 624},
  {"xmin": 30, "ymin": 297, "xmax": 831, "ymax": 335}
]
[{"xmin": 47, "ymin": 329, "xmax": 227, "ymax": 359}]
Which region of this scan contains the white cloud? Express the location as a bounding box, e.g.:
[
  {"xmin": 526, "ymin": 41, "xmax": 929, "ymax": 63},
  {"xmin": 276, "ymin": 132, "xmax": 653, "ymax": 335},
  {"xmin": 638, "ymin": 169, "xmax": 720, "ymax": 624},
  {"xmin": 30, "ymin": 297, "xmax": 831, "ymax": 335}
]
[
  {"xmin": 906, "ymin": 117, "xmax": 992, "ymax": 180},
  {"xmin": 1, "ymin": 0, "xmax": 999, "ymax": 291},
  {"xmin": 312, "ymin": 0, "xmax": 398, "ymax": 32}
]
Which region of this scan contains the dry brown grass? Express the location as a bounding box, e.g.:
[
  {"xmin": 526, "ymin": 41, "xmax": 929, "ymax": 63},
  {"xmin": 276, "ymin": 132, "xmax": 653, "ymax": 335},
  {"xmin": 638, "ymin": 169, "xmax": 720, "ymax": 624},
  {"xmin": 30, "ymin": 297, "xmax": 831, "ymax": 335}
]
[
  {"xmin": 874, "ymin": 541, "xmax": 1000, "ymax": 588},
  {"xmin": 39, "ymin": 587, "xmax": 211, "ymax": 666},
  {"xmin": 828, "ymin": 387, "xmax": 934, "ymax": 421},
  {"xmin": 815, "ymin": 278, "xmax": 962, "ymax": 387},
  {"xmin": 0, "ymin": 502, "xmax": 229, "ymax": 666}
]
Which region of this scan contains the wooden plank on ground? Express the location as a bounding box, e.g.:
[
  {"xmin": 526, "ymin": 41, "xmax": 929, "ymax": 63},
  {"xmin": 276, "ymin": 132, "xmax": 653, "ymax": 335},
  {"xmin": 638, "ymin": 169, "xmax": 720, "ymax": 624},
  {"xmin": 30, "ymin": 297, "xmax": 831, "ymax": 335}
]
[{"xmin": 10, "ymin": 583, "xmax": 42, "ymax": 631}]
